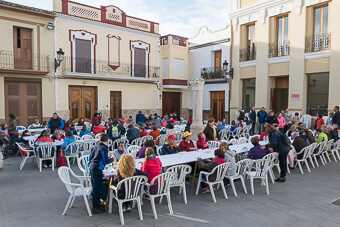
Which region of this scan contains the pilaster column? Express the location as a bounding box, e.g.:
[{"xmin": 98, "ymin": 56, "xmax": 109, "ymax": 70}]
[{"xmin": 189, "ymin": 78, "xmax": 205, "ymax": 140}]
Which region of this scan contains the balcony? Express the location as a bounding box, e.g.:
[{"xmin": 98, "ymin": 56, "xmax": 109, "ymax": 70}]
[
  {"xmin": 201, "ymin": 67, "xmax": 228, "ymax": 83},
  {"xmin": 268, "ymin": 41, "xmax": 290, "ymax": 58},
  {"xmin": 305, "ymin": 33, "xmax": 331, "ymax": 53},
  {"xmin": 160, "ymin": 35, "xmax": 187, "ymax": 47},
  {"xmin": 0, "ymin": 50, "xmax": 50, "ymax": 74},
  {"xmin": 239, "ymin": 45, "xmax": 256, "ymax": 62},
  {"xmin": 62, "ymin": 57, "xmax": 159, "ymax": 83}
]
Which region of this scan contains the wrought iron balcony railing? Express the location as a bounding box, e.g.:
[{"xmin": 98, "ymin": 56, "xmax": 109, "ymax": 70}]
[
  {"xmin": 62, "ymin": 56, "xmax": 159, "ymax": 79},
  {"xmin": 268, "ymin": 41, "xmax": 290, "ymax": 58},
  {"xmin": 239, "ymin": 45, "xmax": 256, "ymax": 62},
  {"xmin": 305, "ymin": 33, "xmax": 331, "ymax": 53},
  {"xmin": 0, "ymin": 50, "xmax": 50, "ymax": 72},
  {"xmin": 201, "ymin": 67, "xmax": 226, "ymax": 80}
]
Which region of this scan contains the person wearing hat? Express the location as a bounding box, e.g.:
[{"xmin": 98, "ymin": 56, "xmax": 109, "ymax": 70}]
[
  {"xmin": 179, "ymin": 131, "xmax": 197, "ymax": 151},
  {"xmin": 161, "ymin": 135, "xmax": 180, "ymax": 155}
]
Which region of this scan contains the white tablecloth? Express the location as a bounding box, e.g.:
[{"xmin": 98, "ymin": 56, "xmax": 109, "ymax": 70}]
[{"xmin": 18, "ymin": 128, "xmax": 46, "ymax": 134}]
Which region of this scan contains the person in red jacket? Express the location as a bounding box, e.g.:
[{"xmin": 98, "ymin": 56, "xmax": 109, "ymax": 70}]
[
  {"xmin": 196, "ymin": 132, "xmax": 208, "ymax": 149},
  {"xmin": 92, "ymin": 124, "xmax": 108, "ymax": 135},
  {"xmin": 179, "ymin": 131, "xmax": 197, "ymax": 151},
  {"xmin": 141, "ymin": 147, "xmax": 162, "ymax": 194},
  {"xmin": 36, "ymin": 130, "xmax": 54, "ymax": 168},
  {"xmin": 139, "ymin": 127, "xmax": 148, "ymax": 137}
]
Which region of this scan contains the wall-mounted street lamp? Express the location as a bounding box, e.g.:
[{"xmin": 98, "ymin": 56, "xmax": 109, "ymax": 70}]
[
  {"xmin": 46, "ymin": 22, "xmax": 55, "ymax": 30},
  {"xmin": 55, "ymin": 48, "xmax": 65, "ymax": 72},
  {"xmin": 223, "ymin": 60, "xmax": 233, "ymax": 80}
]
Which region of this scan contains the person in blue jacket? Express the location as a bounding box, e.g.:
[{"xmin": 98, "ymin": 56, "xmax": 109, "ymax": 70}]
[
  {"xmin": 61, "ymin": 131, "xmax": 76, "ymax": 155},
  {"xmin": 257, "ymin": 107, "xmax": 267, "ymax": 134},
  {"xmin": 47, "ymin": 113, "xmax": 64, "ymax": 134},
  {"xmin": 136, "ymin": 111, "xmax": 145, "ymax": 125},
  {"xmin": 79, "ymin": 125, "xmax": 91, "ymax": 137},
  {"xmin": 89, "ymin": 134, "xmax": 114, "ymax": 214}
]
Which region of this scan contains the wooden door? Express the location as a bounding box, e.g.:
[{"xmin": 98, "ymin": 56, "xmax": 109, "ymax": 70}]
[
  {"xmin": 110, "ymin": 91, "xmax": 122, "ymax": 119},
  {"xmin": 75, "ymin": 39, "xmax": 91, "ymax": 73},
  {"xmin": 214, "ymin": 50, "xmax": 222, "ymax": 72},
  {"xmin": 162, "ymin": 92, "xmax": 181, "ymax": 117},
  {"xmin": 69, "ymin": 86, "xmax": 96, "ymax": 122},
  {"xmin": 13, "ymin": 27, "xmax": 32, "ymax": 70},
  {"xmin": 270, "ymin": 88, "xmax": 278, "ymax": 113},
  {"xmin": 210, "ymin": 91, "xmax": 225, "ymax": 121},
  {"xmin": 134, "ymin": 48, "xmax": 146, "ymax": 77},
  {"xmin": 5, "ymin": 80, "xmax": 41, "ymax": 127}
]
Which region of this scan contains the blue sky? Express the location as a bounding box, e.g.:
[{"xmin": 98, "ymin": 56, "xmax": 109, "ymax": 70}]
[{"xmin": 7, "ymin": 0, "xmax": 230, "ymax": 38}]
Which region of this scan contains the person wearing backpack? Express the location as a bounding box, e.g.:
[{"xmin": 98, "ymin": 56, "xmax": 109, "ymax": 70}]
[
  {"xmin": 108, "ymin": 118, "xmax": 126, "ymax": 141},
  {"xmin": 261, "ymin": 124, "xmax": 291, "ymax": 182}
]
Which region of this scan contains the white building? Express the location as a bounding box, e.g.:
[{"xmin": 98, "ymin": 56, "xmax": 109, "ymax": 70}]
[{"xmin": 189, "ymin": 26, "xmax": 231, "ymax": 122}]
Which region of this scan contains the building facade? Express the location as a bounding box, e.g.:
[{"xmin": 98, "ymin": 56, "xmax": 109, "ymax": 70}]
[
  {"xmin": 159, "ymin": 35, "xmax": 190, "ymax": 119},
  {"xmin": 189, "ymin": 26, "xmax": 231, "ymax": 121},
  {"xmin": 229, "ymin": 0, "xmax": 339, "ymax": 119},
  {"xmin": 54, "ymin": 0, "xmax": 160, "ymax": 122},
  {"xmin": 0, "ymin": 1, "xmax": 55, "ymax": 126}
]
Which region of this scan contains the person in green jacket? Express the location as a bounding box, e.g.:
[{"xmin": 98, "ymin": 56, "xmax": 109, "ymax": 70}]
[{"xmin": 314, "ymin": 128, "xmax": 328, "ymax": 150}]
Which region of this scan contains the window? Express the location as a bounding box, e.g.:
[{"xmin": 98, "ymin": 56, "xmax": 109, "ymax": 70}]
[
  {"xmin": 162, "ymin": 58, "xmax": 169, "ymax": 75},
  {"xmin": 173, "ymin": 58, "xmax": 184, "ymax": 76},
  {"xmin": 240, "ymin": 23, "xmax": 256, "ymax": 62},
  {"xmin": 308, "ymin": 4, "xmax": 330, "ymax": 52},
  {"xmin": 242, "ymin": 79, "xmax": 255, "ymax": 113},
  {"xmin": 307, "ymin": 73, "xmax": 329, "ymax": 116},
  {"xmin": 16, "ymin": 27, "xmax": 21, "ymax": 48},
  {"xmin": 276, "ymin": 15, "xmax": 289, "ymax": 56}
]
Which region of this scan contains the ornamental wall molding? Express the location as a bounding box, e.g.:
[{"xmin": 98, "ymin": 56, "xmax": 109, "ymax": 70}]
[
  {"xmin": 305, "ymin": 0, "xmax": 331, "ymax": 7},
  {"xmin": 267, "ymin": 2, "xmax": 293, "ymax": 17}
]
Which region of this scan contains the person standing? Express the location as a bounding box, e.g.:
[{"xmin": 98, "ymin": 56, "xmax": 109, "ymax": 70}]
[
  {"xmin": 89, "ymin": 134, "xmax": 114, "ymax": 214},
  {"xmin": 249, "ymin": 107, "xmax": 256, "ymax": 135},
  {"xmin": 8, "ymin": 114, "xmax": 17, "ymax": 142},
  {"xmin": 266, "ymin": 111, "xmax": 278, "ymax": 125},
  {"xmin": 283, "ymin": 109, "xmax": 293, "ymax": 133},
  {"xmin": 332, "ymin": 106, "xmax": 340, "ymax": 128},
  {"xmin": 136, "ymin": 111, "xmax": 145, "ymax": 126},
  {"xmin": 237, "ymin": 108, "xmax": 245, "ymax": 122},
  {"xmin": 203, "ymin": 118, "xmax": 221, "ymax": 141},
  {"xmin": 261, "ymin": 124, "xmax": 291, "ymax": 182},
  {"xmin": 257, "ymin": 107, "xmax": 267, "ymax": 134},
  {"xmin": 92, "ymin": 113, "xmax": 100, "ymax": 126},
  {"xmin": 47, "ymin": 113, "xmax": 64, "ymax": 135}
]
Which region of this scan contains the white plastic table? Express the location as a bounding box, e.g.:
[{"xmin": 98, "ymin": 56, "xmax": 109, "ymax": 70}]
[{"xmin": 18, "ymin": 128, "xmax": 46, "ymax": 135}]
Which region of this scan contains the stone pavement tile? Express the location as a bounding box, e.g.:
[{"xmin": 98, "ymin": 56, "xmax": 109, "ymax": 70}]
[{"xmin": 318, "ymin": 219, "xmax": 340, "ymax": 227}]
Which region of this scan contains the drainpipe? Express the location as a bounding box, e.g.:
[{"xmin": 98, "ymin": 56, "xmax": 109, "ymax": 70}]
[
  {"xmin": 157, "ymin": 38, "xmax": 160, "ymax": 110},
  {"xmin": 54, "ymin": 17, "xmax": 59, "ymax": 113},
  {"xmin": 229, "ymin": 21, "xmax": 233, "ymax": 125}
]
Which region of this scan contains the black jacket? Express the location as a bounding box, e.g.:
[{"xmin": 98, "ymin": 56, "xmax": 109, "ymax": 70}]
[
  {"xmin": 89, "ymin": 142, "xmax": 113, "ymax": 171},
  {"xmin": 265, "ymin": 130, "xmax": 291, "ymax": 154},
  {"xmin": 238, "ymin": 111, "xmax": 245, "ymax": 121},
  {"xmin": 332, "ymin": 111, "xmax": 340, "ymax": 127},
  {"xmin": 203, "ymin": 125, "xmax": 221, "ymax": 141},
  {"xmin": 249, "ymin": 110, "xmax": 256, "ymax": 121},
  {"xmin": 266, "ymin": 116, "xmax": 278, "ymax": 125}
]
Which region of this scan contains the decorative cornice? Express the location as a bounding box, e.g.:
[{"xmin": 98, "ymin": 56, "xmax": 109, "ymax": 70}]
[
  {"xmin": 163, "ymin": 85, "xmax": 188, "ymax": 89},
  {"xmin": 239, "ymin": 13, "xmax": 258, "ymax": 25},
  {"xmin": 305, "ymin": 0, "xmax": 330, "ymax": 7},
  {"xmin": 294, "ymin": 0, "xmax": 303, "ymax": 15},
  {"xmin": 239, "ymin": 60, "xmax": 257, "ymax": 68},
  {"xmin": 267, "ymin": 3, "xmax": 293, "ymax": 17},
  {"xmin": 268, "ymin": 55, "xmax": 290, "ymax": 64},
  {"xmin": 304, "ymin": 50, "xmax": 331, "ymax": 60}
]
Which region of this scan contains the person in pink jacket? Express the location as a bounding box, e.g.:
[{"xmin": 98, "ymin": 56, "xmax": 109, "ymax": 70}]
[{"xmin": 277, "ymin": 112, "xmax": 287, "ymax": 133}]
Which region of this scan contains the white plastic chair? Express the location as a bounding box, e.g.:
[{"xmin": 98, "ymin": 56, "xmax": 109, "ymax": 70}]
[
  {"xmin": 239, "ymin": 138, "xmax": 250, "ymax": 144},
  {"xmin": 232, "ymin": 127, "xmax": 242, "ymax": 139},
  {"xmin": 329, "ymin": 139, "xmax": 340, "ymax": 161},
  {"xmin": 113, "ymin": 139, "xmax": 129, "ymax": 150},
  {"xmin": 220, "ymin": 139, "xmax": 229, "ymax": 144},
  {"xmin": 156, "ymin": 146, "xmax": 163, "ymax": 156},
  {"xmin": 80, "ymin": 139, "xmax": 97, "ymax": 156},
  {"xmin": 77, "ymin": 154, "xmax": 90, "ymax": 176},
  {"xmin": 155, "ymin": 135, "xmax": 167, "ymax": 145},
  {"xmin": 16, "ymin": 142, "xmax": 36, "ymax": 170},
  {"xmin": 225, "ymin": 159, "xmax": 249, "ymax": 197},
  {"xmin": 166, "ymin": 165, "xmax": 192, "ymax": 204},
  {"xmin": 229, "ymin": 139, "xmax": 239, "ymax": 145},
  {"xmin": 65, "ymin": 142, "xmax": 82, "ymax": 168},
  {"xmin": 81, "ymin": 134, "xmax": 93, "ymax": 140},
  {"xmin": 195, "ymin": 162, "xmax": 231, "ymax": 203},
  {"xmin": 313, "ymin": 141, "xmax": 328, "ymax": 167},
  {"xmin": 143, "ymin": 172, "xmax": 176, "ymax": 219},
  {"xmin": 322, "ymin": 139, "xmax": 334, "ymax": 163},
  {"xmin": 109, "ymin": 175, "xmax": 148, "ymax": 225},
  {"xmin": 36, "ymin": 144, "xmax": 57, "ymax": 172},
  {"xmin": 73, "ymin": 135, "xmax": 81, "ymax": 141},
  {"xmin": 95, "ymin": 133, "xmax": 103, "ymax": 140},
  {"xmin": 301, "ymin": 114, "xmax": 312, "ymax": 129},
  {"xmin": 58, "ymin": 166, "xmax": 92, "ymax": 216},
  {"xmin": 263, "ymin": 152, "xmax": 279, "ymax": 183},
  {"xmin": 127, "ymin": 145, "xmax": 141, "ymax": 158},
  {"xmin": 208, "ymin": 141, "xmax": 220, "ymax": 149},
  {"xmin": 142, "ymin": 135, "xmax": 154, "ymax": 143},
  {"xmin": 130, "ymin": 138, "xmax": 144, "ymax": 147},
  {"xmin": 246, "ymin": 159, "xmax": 271, "ymax": 195}
]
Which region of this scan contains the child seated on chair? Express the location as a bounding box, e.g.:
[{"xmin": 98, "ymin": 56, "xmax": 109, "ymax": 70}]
[
  {"xmin": 113, "ymin": 154, "xmax": 149, "ymax": 212},
  {"xmin": 196, "ymin": 132, "xmax": 208, "ymax": 149},
  {"xmin": 197, "ymin": 149, "xmax": 225, "ymax": 194},
  {"xmin": 141, "ymin": 147, "xmax": 162, "ymax": 195}
]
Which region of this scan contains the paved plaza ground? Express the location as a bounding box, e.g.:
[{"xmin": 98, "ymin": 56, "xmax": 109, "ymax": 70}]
[{"xmin": 1, "ymin": 155, "xmax": 340, "ymax": 227}]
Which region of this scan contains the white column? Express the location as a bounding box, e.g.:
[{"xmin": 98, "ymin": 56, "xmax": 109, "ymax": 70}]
[{"xmin": 189, "ymin": 78, "xmax": 205, "ymax": 141}]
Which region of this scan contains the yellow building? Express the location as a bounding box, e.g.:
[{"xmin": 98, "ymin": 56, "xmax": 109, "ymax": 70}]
[
  {"xmin": 54, "ymin": 0, "xmax": 160, "ymax": 122},
  {"xmin": 159, "ymin": 35, "xmax": 190, "ymax": 119},
  {"xmin": 229, "ymin": 0, "xmax": 339, "ymax": 119},
  {"xmin": 0, "ymin": 1, "xmax": 55, "ymax": 126}
]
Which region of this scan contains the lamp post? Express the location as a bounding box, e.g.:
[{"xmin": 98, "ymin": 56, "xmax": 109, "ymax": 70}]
[
  {"xmin": 222, "ymin": 60, "xmax": 233, "ymax": 124},
  {"xmin": 55, "ymin": 48, "xmax": 65, "ymax": 72}
]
